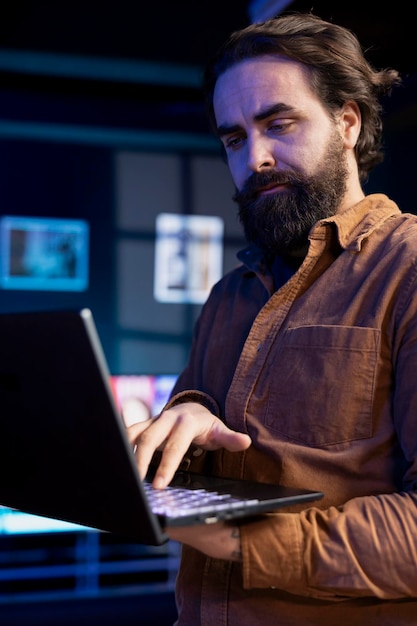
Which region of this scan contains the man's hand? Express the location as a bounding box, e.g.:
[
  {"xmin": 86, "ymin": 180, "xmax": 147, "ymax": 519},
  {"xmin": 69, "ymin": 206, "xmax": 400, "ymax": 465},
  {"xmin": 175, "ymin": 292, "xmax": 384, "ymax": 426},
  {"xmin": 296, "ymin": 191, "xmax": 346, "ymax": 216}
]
[
  {"xmin": 126, "ymin": 402, "xmax": 251, "ymax": 488},
  {"xmin": 167, "ymin": 521, "xmax": 242, "ymax": 561}
]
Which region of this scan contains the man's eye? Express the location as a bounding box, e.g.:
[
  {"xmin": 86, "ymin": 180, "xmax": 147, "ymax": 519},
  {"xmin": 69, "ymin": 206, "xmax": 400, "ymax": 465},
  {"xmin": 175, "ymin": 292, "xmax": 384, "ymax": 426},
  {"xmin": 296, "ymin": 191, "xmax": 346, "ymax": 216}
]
[
  {"xmin": 225, "ymin": 136, "xmax": 243, "ymax": 149},
  {"xmin": 269, "ymin": 121, "xmax": 291, "ymax": 133},
  {"xmin": 225, "ymin": 137, "xmax": 242, "ymax": 148}
]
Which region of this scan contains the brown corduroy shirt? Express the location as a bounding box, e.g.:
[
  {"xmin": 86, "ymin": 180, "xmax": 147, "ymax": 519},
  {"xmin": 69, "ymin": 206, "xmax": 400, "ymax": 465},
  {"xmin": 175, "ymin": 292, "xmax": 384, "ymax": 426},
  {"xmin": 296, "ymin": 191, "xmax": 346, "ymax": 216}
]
[{"xmin": 167, "ymin": 194, "xmax": 417, "ymax": 625}]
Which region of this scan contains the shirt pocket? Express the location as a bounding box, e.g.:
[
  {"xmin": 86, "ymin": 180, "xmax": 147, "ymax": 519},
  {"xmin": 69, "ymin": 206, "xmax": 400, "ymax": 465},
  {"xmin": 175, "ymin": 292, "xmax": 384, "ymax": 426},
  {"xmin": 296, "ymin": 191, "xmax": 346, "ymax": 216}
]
[{"xmin": 263, "ymin": 325, "xmax": 380, "ymax": 447}]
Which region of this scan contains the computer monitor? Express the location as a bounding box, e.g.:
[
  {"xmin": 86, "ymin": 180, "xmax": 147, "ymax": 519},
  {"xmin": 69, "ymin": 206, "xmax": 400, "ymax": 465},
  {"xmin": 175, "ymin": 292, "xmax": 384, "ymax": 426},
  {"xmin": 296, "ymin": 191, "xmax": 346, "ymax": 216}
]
[{"xmin": 0, "ymin": 215, "xmax": 89, "ymax": 292}]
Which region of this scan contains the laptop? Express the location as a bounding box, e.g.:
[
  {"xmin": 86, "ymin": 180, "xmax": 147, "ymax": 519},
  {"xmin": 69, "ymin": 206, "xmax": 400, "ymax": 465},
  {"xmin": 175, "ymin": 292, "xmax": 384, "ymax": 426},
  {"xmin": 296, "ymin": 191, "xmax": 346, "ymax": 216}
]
[{"xmin": 0, "ymin": 308, "xmax": 323, "ymax": 545}]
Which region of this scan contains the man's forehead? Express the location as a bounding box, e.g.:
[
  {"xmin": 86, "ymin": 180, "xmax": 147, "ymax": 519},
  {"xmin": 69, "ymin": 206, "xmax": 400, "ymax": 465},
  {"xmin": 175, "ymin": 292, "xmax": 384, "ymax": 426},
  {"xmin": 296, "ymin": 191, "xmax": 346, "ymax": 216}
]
[
  {"xmin": 213, "ymin": 56, "xmax": 313, "ymax": 123},
  {"xmin": 214, "ymin": 55, "xmax": 312, "ymax": 99}
]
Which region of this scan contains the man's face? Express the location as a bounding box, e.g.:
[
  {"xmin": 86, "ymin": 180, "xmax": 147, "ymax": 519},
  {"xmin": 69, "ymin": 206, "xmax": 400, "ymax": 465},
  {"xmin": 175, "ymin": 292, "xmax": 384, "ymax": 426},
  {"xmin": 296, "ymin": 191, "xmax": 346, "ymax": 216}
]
[{"xmin": 213, "ymin": 55, "xmax": 349, "ymax": 255}]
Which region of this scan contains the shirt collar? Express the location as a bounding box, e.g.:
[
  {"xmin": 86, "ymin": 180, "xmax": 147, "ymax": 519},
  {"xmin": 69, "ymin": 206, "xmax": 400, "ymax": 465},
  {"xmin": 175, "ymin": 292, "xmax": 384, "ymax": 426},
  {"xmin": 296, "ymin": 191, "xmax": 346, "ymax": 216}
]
[{"xmin": 312, "ymin": 193, "xmax": 401, "ymax": 252}]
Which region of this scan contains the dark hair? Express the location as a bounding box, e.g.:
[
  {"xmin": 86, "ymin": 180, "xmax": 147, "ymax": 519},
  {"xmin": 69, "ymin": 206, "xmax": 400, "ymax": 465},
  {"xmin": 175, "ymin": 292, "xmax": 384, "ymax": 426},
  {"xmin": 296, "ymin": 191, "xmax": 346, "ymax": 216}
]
[{"xmin": 203, "ymin": 12, "xmax": 401, "ymax": 182}]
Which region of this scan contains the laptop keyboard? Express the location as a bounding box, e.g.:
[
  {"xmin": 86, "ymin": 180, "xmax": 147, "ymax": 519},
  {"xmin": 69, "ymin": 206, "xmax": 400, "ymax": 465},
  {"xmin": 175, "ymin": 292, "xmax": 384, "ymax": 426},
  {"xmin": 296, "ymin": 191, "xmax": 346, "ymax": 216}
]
[{"xmin": 144, "ymin": 481, "xmax": 258, "ymax": 518}]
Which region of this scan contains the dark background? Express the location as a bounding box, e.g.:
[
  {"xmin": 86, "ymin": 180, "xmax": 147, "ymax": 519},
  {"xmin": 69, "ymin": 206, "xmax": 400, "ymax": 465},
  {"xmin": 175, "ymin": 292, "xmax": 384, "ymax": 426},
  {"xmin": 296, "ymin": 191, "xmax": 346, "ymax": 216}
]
[{"xmin": 1, "ymin": 1, "xmax": 415, "ymax": 74}]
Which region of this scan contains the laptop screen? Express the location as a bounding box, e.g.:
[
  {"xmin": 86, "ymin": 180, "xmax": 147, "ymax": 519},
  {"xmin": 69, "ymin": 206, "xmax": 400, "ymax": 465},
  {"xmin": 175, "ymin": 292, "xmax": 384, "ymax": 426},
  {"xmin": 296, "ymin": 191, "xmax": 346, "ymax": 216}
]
[{"xmin": 0, "ymin": 373, "xmax": 177, "ymax": 536}]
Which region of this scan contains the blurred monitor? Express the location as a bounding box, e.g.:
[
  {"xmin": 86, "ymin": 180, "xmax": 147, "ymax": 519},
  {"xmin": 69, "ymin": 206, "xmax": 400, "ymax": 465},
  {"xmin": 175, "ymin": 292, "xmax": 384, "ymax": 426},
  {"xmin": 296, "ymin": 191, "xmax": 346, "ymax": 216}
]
[
  {"xmin": 110, "ymin": 373, "xmax": 177, "ymax": 427},
  {"xmin": 0, "ymin": 215, "xmax": 89, "ymax": 291}
]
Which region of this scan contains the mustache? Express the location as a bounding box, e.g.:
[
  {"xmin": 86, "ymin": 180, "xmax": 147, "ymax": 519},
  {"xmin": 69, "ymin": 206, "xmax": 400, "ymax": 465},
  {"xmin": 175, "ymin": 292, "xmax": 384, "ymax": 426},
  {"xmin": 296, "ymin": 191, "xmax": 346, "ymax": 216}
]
[{"xmin": 233, "ymin": 170, "xmax": 306, "ymax": 205}]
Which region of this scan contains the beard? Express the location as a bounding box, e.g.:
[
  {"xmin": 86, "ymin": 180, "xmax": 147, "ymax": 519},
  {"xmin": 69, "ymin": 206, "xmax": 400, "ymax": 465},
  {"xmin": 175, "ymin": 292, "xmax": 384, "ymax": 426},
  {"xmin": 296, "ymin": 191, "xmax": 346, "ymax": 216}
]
[{"xmin": 233, "ymin": 132, "xmax": 349, "ymax": 257}]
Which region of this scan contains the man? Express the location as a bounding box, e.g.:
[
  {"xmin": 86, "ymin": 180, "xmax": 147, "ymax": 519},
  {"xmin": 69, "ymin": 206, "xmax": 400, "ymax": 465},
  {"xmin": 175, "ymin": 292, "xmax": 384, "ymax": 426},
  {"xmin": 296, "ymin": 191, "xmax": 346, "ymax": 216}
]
[{"xmin": 128, "ymin": 13, "xmax": 417, "ymax": 625}]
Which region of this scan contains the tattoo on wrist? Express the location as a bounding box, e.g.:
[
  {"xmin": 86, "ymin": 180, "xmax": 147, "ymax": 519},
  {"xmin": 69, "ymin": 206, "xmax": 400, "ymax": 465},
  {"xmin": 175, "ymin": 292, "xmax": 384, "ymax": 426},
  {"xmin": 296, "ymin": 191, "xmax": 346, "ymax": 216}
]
[{"xmin": 230, "ymin": 526, "xmax": 242, "ymax": 561}]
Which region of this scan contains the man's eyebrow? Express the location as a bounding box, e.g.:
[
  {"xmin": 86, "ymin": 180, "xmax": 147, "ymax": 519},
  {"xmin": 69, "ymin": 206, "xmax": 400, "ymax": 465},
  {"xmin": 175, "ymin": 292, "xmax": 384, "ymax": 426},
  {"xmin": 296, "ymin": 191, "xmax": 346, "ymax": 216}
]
[
  {"xmin": 216, "ymin": 103, "xmax": 294, "ymax": 137},
  {"xmin": 254, "ymin": 102, "xmax": 294, "ymax": 121},
  {"xmin": 216, "ymin": 122, "xmax": 242, "ymax": 138}
]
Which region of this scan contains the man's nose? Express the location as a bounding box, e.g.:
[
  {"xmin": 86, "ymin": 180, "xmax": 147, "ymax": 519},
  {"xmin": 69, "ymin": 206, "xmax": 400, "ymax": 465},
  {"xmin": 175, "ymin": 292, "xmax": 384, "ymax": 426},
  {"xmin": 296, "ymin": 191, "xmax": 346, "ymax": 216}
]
[{"xmin": 247, "ymin": 136, "xmax": 276, "ymax": 172}]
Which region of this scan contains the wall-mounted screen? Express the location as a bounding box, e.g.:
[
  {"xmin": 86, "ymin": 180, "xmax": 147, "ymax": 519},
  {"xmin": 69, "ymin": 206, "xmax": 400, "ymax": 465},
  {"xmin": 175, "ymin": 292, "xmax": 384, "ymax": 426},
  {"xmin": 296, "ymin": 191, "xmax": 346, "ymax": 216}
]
[
  {"xmin": 0, "ymin": 215, "xmax": 89, "ymax": 291},
  {"xmin": 154, "ymin": 213, "xmax": 223, "ymax": 304},
  {"xmin": 110, "ymin": 373, "xmax": 177, "ymax": 426}
]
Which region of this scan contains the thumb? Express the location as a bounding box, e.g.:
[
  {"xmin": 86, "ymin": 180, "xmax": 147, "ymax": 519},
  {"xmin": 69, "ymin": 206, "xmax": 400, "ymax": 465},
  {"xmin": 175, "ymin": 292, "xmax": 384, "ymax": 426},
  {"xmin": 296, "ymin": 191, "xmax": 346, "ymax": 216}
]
[{"xmin": 209, "ymin": 422, "xmax": 252, "ymax": 452}]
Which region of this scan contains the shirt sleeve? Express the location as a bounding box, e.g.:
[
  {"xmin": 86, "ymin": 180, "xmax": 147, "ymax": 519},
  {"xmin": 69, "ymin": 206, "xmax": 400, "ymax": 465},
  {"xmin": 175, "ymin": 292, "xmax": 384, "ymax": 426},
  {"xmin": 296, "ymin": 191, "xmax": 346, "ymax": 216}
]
[{"xmin": 241, "ymin": 490, "xmax": 417, "ymax": 599}]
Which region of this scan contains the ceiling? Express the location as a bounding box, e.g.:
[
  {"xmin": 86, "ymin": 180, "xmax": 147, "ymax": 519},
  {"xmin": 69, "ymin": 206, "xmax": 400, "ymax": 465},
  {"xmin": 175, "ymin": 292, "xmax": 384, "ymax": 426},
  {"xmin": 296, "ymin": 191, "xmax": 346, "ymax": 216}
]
[{"xmin": 0, "ymin": 1, "xmax": 415, "ymax": 77}]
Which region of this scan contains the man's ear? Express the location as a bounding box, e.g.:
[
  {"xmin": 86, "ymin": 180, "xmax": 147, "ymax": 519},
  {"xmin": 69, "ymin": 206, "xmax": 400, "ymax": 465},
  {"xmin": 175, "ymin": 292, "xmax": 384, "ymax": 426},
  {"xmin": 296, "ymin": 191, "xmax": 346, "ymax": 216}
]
[{"xmin": 341, "ymin": 101, "xmax": 361, "ymax": 149}]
